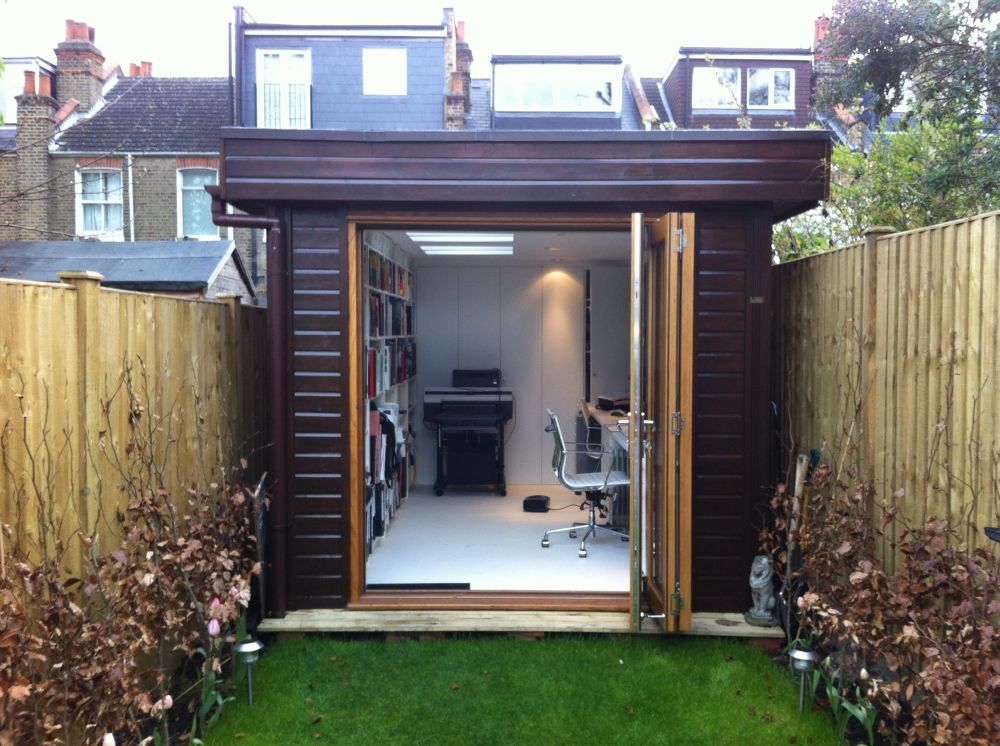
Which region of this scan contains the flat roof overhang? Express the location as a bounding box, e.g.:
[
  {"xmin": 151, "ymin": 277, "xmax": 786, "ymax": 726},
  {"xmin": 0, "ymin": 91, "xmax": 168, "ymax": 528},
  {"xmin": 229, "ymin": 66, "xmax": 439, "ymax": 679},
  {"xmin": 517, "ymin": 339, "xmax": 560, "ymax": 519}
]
[{"xmin": 217, "ymin": 128, "xmax": 832, "ymax": 223}]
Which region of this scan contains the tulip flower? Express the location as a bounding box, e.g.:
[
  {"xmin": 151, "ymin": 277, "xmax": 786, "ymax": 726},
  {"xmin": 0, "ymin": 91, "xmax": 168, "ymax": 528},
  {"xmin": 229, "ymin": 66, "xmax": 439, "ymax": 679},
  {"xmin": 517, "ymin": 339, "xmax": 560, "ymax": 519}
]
[{"xmin": 208, "ymin": 618, "xmax": 220, "ymax": 637}]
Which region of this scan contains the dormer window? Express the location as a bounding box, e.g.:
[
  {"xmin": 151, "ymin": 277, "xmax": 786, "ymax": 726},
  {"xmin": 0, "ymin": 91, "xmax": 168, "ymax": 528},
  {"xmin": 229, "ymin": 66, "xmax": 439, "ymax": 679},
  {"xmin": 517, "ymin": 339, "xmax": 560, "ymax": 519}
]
[
  {"xmin": 748, "ymin": 68, "xmax": 793, "ymax": 109},
  {"xmin": 692, "ymin": 67, "xmax": 740, "ymax": 109},
  {"xmin": 493, "ymin": 62, "xmax": 621, "ymax": 113},
  {"xmin": 256, "ymin": 49, "xmax": 311, "ymax": 128}
]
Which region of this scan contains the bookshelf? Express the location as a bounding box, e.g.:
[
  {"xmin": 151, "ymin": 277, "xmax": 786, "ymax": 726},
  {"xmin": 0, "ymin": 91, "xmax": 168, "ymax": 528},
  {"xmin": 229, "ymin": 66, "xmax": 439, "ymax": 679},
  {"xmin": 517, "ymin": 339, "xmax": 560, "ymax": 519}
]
[{"xmin": 363, "ymin": 232, "xmax": 416, "ymax": 558}]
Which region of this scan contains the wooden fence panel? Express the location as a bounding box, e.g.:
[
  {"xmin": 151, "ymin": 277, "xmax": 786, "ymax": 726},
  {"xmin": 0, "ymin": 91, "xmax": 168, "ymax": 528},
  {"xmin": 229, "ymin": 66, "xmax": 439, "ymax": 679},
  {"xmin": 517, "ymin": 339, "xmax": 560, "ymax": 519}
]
[
  {"xmin": 776, "ymin": 211, "xmax": 1000, "ymax": 565},
  {"xmin": 0, "ymin": 275, "xmax": 267, "ymax": 573}
]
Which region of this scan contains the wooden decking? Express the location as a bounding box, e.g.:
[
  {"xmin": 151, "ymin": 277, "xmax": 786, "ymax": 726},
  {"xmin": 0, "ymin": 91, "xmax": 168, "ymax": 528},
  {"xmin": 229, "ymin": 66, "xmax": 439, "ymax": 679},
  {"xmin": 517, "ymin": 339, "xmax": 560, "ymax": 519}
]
[{"xmin": 258, "ymin": 610, "xmax": 784, "ymax": 638}]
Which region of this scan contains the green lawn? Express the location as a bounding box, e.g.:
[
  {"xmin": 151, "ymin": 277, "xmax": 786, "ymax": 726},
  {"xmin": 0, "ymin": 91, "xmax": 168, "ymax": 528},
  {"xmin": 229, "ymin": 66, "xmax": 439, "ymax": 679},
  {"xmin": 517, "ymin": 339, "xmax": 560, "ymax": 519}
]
[{"xmin": 207, "ymin": 635, "xmax": 841, "ymax": 745}]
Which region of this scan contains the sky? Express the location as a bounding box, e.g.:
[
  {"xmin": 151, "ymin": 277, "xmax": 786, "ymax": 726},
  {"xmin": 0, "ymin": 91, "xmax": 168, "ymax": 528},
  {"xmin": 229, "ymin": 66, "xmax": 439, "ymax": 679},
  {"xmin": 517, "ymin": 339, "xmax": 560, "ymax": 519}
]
[{"xmin": 0, "ymin": 0, "xmax": 835, "ymax": 80}]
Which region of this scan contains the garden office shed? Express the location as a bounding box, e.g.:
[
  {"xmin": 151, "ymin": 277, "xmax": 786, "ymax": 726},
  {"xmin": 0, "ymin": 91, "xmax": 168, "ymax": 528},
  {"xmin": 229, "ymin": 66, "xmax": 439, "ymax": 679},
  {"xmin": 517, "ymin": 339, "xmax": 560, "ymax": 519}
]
[{"xmin": 210, "ymin": 128, "xmax": 831, "ymax": 634}]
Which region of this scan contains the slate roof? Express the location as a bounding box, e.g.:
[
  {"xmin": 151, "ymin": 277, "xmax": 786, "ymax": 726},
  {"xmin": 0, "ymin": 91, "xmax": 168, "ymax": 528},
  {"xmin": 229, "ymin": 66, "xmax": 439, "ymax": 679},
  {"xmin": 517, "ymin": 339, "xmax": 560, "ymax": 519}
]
[
  {"xmin": 55, "ymin": 77, "xmax": 229, "ymax": 154},
  {"xmin": 640, "ymin": 77, "xmax": 674, "ymax": 126},
  {"xmin": 0, "ymin": 240, "xmax": 253, "ymax": 296},
  {"xmin": 467, "ymin": 79, "xmax": 492, "ymax": 130}
]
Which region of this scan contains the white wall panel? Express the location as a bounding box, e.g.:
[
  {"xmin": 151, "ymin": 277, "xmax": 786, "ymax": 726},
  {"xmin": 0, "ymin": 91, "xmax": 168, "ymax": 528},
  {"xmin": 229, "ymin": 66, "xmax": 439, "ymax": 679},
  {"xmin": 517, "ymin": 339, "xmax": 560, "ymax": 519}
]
[
  {"xmin": 500, "ymin": 267, "xmax": 543, "ymax": 484},
  {"xmin": 415, "ymin": 267, "xmax": 459, "ymax": 483},
  {"xmin": 457, "ymin": 267, "xmax": 501, "ymax": 369},
  {"xmin": 540, "ymin": 267, "xmax": 586, "ymax": 486}
]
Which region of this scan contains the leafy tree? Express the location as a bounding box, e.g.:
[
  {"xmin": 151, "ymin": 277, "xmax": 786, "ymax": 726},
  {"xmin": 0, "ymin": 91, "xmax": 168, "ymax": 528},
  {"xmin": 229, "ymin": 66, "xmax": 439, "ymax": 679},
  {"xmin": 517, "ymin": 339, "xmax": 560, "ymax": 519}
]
[
  {"xmin": 775, "ymin": 0, "xmax": 1000, "ymax": 262},
  {"xmin": 818, "ymin": 0, "xmax": 1000, "ymax": 124}
]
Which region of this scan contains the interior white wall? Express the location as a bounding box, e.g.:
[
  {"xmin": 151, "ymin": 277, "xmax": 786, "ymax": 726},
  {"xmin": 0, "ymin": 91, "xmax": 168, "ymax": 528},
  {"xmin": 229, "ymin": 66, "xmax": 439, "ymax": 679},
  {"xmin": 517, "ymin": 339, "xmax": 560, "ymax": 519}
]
[
  {"xmin": 414, "ymin": 263, "xmax": 629, "ymax": 487},
  {"xmin": 589, "ymin": 266, "xmax": 630, "ymax": 399}
]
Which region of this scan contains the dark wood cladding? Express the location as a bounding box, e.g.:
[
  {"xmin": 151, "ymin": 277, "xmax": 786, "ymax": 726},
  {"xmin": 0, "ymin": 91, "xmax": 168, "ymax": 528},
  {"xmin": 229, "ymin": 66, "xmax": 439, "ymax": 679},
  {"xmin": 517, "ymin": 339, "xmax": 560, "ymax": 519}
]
[
  {"xmin": 286, "ymin": 207, "xmax": 350, "ymax": 610},
  {"xmin": 690, "ymin": 206, "xmax": 772, "ymax": 613},
  {"xmin": 219, "ymin": 129, "xmax": 830, "ymax": 215}
]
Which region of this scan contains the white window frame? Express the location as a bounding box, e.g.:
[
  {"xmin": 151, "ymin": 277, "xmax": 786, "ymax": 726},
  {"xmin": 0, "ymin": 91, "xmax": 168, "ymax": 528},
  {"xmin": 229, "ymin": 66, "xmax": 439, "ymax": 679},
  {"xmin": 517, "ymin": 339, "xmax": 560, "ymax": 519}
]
[
  {"xmin": 255, "ymin": 48, "xmax": 312, "ymax": 128},
  {"xmin": 747, "ymin": 68, "xmax": 795, "ymax": 109},
  {"xmin": 691, "ymin": 66, "xmax": 741, "ymax": 110},
  {"xmin": 362, "ymin": 48, "xmax": 408, "ymax": 96},
  {"xmin": 176, "ymin": 168, "xmax": 220, "ymax": 240},
  {"xmin": 74, "ymin": 168, "xmax": 124, "ymax": 240}
]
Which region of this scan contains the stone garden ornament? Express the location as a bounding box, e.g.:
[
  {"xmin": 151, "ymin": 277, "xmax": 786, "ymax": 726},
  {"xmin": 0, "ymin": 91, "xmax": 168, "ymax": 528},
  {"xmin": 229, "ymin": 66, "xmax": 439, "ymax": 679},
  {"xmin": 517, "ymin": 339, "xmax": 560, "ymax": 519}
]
[{"xmin": 744, "ymin": 554, "xmax": 777, "ymax": 626}]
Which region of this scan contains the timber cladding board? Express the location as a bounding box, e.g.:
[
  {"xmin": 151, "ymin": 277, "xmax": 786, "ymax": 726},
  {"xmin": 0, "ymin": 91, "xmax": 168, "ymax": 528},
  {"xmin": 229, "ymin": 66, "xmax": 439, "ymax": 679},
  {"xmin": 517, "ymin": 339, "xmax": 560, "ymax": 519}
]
[
  {"xmin": 220, "ymin": 129, "xmax": 830, "ymax": 208},
  {"xmin": 288, "ymin": 208, "xmax": 351, "ymax": 609},
  {"xmin": 690, "ymin": 207, "xmax": 772, "ymax": 613}
]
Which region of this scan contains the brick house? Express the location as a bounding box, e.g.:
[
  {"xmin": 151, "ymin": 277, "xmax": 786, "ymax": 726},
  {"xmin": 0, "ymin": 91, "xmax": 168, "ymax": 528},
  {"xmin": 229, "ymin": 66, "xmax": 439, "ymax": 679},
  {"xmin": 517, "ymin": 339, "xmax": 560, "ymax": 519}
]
[
  {"xmin": 657, "ymin": 47, "xmax": 816, "ymax": 130},
  {"xmin": 0, "ymin": 21, "xmax": 265, "ymax": 297}
]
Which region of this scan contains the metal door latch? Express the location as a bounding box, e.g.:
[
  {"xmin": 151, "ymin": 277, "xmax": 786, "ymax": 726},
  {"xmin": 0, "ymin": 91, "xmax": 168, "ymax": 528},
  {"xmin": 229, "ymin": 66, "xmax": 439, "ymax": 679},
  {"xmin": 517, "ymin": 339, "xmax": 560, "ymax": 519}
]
[{"xmin": 670, "ymin": 411, "xmax": 686, "ymax": 437}]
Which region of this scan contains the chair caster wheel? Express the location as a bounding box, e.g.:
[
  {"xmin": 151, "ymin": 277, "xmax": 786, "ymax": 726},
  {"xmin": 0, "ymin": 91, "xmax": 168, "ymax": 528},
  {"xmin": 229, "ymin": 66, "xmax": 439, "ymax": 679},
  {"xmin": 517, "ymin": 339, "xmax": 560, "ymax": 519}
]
[
  {"xmin": 499, "ymin": 488, "xmax": 507, "ymax": 496},
  {"xmin": 578, "ymin": 549, "xmax": 588, "ymax": 558},
  {"xmin": 435, "ymin": 489, "xmax": 444, "ymax": 496},
  {"xmin": 541, "ymin": 538, "xmax": 550, "ymax": 548},
  {"xmin": 569, "ymin": 531, "xmax": 577, "ymax": 539},
  {"xmin": 621, "ymin": 536, "xmax": 628, "ymax": 542}
]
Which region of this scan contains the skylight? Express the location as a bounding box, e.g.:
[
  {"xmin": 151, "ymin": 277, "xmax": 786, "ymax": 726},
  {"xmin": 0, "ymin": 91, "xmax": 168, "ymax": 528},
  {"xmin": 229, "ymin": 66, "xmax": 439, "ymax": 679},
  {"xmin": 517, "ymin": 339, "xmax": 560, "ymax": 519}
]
[{"xmin": 407, "ymin": 231, "xmax": 514, "ymax": 256}]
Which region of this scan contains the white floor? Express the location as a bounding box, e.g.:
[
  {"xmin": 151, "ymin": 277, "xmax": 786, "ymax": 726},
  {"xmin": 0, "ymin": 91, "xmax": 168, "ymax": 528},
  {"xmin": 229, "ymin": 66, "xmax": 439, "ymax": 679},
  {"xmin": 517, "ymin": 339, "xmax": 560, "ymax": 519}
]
[{"xmin": 365, "ymin": 484, "xmax": 630, "ymax": 592}]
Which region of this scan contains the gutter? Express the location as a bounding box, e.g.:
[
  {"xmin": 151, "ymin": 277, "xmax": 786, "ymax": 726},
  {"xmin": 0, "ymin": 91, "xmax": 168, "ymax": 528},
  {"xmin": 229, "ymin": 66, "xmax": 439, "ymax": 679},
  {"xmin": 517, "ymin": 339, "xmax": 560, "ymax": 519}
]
[{"xmin": 208, "ymin": 184, "xmax": 288, "ymax": 619}]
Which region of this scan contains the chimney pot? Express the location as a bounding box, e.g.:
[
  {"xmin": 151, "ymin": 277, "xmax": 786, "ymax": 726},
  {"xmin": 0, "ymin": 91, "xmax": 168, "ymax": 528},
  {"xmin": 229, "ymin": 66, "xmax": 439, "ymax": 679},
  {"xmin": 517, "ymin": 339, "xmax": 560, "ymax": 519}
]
[
  {"xmin": 129, "ymin": 63, "xmax": 140, "ymax": 77},
  {"xmin": 457, "ymin": 21, "xmax": 465, "ymax": 43},
  {"xmin": 23, "ymin": 70, "xmax": 36, "ymax": 95},
  {"xmin": 140, "ymin": 61, "xmax": 152, "ymax": 77},
  {"xmin": 38, "ymin": 73, "xmax": 52, "ymax": 97},
  {"xmin": 88, "ymin": 26, "xmax": 95, "ymax": 43}
]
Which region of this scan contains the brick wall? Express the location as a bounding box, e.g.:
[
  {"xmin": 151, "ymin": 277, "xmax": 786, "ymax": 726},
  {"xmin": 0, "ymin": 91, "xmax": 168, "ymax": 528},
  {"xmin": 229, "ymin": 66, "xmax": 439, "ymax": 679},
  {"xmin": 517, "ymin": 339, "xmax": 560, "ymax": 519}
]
[
  {"xmin": 12, "ymin": 92, "xmax": 56, "ymax": 239},
  {"xmin": 0, "ymin": 156, "xmax": 17, "ymax": 241}
]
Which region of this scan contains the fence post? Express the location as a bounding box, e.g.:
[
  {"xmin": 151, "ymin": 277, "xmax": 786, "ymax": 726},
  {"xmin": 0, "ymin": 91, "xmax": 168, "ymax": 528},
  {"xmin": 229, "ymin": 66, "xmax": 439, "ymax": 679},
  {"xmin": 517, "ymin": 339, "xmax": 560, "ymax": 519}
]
[
  {"xmin": 58, "ymin": 271, "xmax": 104, "ymax": 559},
  {"xmin": 860, "ymin": 227, "xmax": 895, "ymax": 483},
  {"xmin": 217, "ymin": 294, "xmax": 243, "ymax": 465}
]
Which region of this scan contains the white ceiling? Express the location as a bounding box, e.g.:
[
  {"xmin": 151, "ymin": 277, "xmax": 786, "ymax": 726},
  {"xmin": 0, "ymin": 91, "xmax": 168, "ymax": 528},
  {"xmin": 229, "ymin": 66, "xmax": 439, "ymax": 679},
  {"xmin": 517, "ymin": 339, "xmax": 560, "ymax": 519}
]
[{"xmin": 380, "ymin": 229, "xmax": 630, "ymax": 266}]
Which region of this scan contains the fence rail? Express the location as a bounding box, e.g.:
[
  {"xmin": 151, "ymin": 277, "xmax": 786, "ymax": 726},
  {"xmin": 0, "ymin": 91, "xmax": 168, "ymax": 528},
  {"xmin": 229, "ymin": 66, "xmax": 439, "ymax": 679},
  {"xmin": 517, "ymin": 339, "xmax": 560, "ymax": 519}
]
[
  {"xmin": 0, "ymin": 273, "xmax": 267, "ymax": 573},
  {"xmin": 775, "ymin": 212, "xmax": 1000, "ymax": 565}
]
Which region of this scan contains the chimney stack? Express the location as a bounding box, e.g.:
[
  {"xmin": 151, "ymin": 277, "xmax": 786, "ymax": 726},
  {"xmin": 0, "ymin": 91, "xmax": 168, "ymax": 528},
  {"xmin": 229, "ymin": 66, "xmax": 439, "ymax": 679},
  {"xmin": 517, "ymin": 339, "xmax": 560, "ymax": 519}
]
[
  {"xmin": 54, "ymin": 19, "xmax": 105, "ymax": 110},
  {"xmin": 14, "ymin": 68, "xmax": 57, "ymax": 240}
]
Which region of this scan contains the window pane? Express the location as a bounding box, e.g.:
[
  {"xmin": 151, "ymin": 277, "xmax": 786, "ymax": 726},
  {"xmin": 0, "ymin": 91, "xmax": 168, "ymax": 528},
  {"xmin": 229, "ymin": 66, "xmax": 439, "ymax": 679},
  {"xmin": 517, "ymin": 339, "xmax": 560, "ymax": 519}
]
[
  {"xmin": 693, "ymin": 67, "xmax": 739, "ymax": 108},
  {"xmin": 362, "ymin": 48, "xmax": 407, "ymax": 96},
  {"xmin": 773, "ymin": 71, "xmax": 792, "ymax": 105},
  {"xmin": 182, "ymin": 188, "xmax": 214, "ymax": 236},
  {"xmin": 83, "ymin": 203, "xmax": 101, "ymax": 231},
  {"xmin": 105, "ymin": 204, "xmax": 122, "ymax": 232},
  {"xmin": 81, "ymin": 172, "xmax": 101, "ymax": 199},
  {"xmin": 748, "ymin": 69, "xmax": 770, "ymax": 106},
  {"xmin": 104, "ymin": 171, "xmax": 121, "ymax": 200},
  {"xmin": 263, "ymin": 83, "xmax": 281, "ymax": 127},
  {"xmin": 288, "ymin": 84, "xmax": 308, "ymax": 128},
  {"xmin": 182, "ymin": 169, "xmax": 217, "ymax": 188}
]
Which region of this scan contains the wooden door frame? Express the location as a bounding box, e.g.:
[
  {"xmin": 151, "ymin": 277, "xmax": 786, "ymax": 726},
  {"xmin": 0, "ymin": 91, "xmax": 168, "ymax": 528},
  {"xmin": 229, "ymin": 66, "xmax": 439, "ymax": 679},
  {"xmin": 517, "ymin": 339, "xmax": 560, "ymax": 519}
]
[{"xmin": 345, "ymin": 210, "xmax": 688, "ymax": 617}]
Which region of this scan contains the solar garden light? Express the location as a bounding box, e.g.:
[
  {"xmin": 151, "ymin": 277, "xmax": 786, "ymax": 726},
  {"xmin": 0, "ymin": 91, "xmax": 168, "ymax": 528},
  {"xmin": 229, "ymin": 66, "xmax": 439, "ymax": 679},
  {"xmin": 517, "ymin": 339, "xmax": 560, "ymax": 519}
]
[
  {"xmin": 788, "ymin": 647, "xmax": 820, "ymax": 713},
  {"xmin": 233, "ymin": 638, "xmax": 265, "ymax": 706}
]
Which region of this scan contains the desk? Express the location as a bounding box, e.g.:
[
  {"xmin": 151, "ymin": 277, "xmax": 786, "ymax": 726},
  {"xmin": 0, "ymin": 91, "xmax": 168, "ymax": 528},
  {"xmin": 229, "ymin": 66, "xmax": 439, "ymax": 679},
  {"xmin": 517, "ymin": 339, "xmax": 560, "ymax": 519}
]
[{"xmin": 580, "ymin": 401, "xmax": 630, "ymax": 530}]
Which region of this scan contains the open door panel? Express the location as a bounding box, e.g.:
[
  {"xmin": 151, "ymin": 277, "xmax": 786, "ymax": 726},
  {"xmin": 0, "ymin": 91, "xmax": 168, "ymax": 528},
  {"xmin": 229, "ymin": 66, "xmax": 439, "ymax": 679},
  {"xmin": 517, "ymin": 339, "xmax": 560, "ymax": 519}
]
[{"xmin": 630, "ymin": 212, "xmax": 693, "ymax": 632}]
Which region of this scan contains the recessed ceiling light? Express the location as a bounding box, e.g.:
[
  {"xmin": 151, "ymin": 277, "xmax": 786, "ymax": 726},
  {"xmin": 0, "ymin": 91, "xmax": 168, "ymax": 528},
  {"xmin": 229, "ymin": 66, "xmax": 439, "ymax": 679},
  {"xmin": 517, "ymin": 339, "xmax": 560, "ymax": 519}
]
[
  {"xmin": 545, "ymin": 246, "xmax": 561, "ymax": 252},
  {"xmin": 421, "ymin": 246, "xmax": 513, "ymax": 256},
  {"xmin": 407, "ymin": 232, "xmax": 514, "ymax": 243}
]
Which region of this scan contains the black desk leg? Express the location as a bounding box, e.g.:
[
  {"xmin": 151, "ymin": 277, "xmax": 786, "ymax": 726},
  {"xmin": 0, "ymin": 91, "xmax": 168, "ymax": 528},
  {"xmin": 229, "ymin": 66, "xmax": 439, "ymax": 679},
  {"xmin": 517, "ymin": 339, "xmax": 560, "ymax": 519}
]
[
  {"xmin": 496, "ymin": 422, "xmax": 507, "ymax": 496},
  {"xmin": 433, "ymin": 424, "xmax": 446, "ymax": 496}
]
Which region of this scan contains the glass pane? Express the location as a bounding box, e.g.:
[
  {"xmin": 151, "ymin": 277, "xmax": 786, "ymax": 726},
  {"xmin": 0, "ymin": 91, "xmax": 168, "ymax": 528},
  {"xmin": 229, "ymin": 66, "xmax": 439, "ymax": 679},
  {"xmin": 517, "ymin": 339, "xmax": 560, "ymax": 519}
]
[
  {"xmin": 105, "ymin": 204, "xmax": 122, "ymax": 232},
  {"xmin": 104, "ymin": 171, "xmax": 121, "ymax": 200},
  {"xmin": 83, "ymin": 203, "xmax": 101, "ymax": 231},
  {"xmin": 182, "ymin": 169, "xmax": 217, "ymax": 188},
  {"xmin": 773, "ymin": 71, "xmax": 792, "ymax": 105},
  {"xmin": 748, "ymin": 69, "xmax": 770, "ymax": 106},
  {"xmin": 261, "ymin": 53, "xmax": 279, "ymax": 80},
  {"xmin": 523, "ymin": 82, "xmax": 553, "ymax": 109},
  {"xmin": 81, "ymin": 172, "xmax": 101, "ymax": 199},
  {"xmin": 287, "ymin": 52, "xmax": 307, "ymax": 78},
  {"xmin": 288, "ymin": 84, "xmax": 308, "ymax": 128},
  {"xmin": 182, "ymin": 188, "xmax": 214, "ymax": 236},
  {"xmin": 263, "ymin": 83, "xmax": 281, "ymax": 127}
]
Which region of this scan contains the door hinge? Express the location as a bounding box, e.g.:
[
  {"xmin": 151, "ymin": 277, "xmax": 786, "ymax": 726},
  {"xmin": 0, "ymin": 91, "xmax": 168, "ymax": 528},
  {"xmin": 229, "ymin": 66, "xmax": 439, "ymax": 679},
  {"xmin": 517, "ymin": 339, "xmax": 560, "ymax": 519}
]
[
  {"xmin": 670, "ymin": 411, "xmax": 686, "ymax": 437},
  {"xmin": 671, "ymin": 228, "xmax": 687, "ymax": 254},
  {"xmin": 670, "ymin": 582, "xmax": 685, "ymax": 618}
]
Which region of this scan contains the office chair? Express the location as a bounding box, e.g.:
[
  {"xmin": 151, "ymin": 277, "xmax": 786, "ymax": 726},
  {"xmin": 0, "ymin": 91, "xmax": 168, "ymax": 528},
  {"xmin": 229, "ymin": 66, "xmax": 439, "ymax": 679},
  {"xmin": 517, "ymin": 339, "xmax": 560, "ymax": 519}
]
[{"xmin": 541, "ymin": 408, "xmax": 629, "ymax": 558}]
